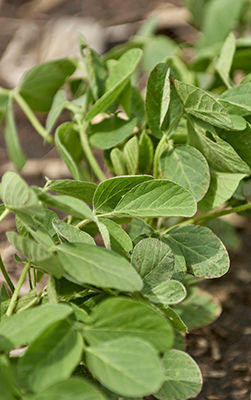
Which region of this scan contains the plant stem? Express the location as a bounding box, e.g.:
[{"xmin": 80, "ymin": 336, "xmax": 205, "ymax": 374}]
[
  {"xmin": 0, "ymin": 208, "xmax": 10, "ymax": 222},
  {"xmin": 75, "ymin": 219, "xmax": 90, "ymax": 229},
  {"xmin": 6, "ymin": 261, "xmax": 31, "ymax": 317},
  {"xmin": 77, "ymin": 120, "xmax": 106, "ymax": 182},
  {"xmin": 13, "ymin": 92, "xmax": 54, "ymax": 144},
  {"xmin": 0, "ymin": 255, "xmax": 15, "ymax": 293},
  {"xmin": 161, "ymin": 202, "xmax": 251, "ymax": 235}
]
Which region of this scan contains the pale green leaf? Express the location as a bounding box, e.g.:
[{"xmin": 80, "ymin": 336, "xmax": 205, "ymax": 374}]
[
  {"xmin": 220, "ymin": 82, "xmax": 251, "ymax": 115},
  {"xmin": 142, "ymin": 36, "xmax": 177, "ymax": 73},
  {"xmin": 216, "ymin": 33, "xmax": 236, "ymax": 86},
  {"xmin": 110, "ymin": 148, "xmax": 127, "ymax": 176},
  {"xmin": 99, "ymin": 218, "xmax": 133, "ymax": 253},
  {"xmin": 138, "ymin": 132, "xmax": 153, "ymax": 173},
  {"xmin": 46, "ymin": 90, "xmax": 67, "ymax": 133},
  {"xmin": 48, "ymin": 179, "xmax": 97, "ymax": 203},
  {"xmin": 123, "ymin": 136, "xmax": 139, "ymax": 174},
  {"xmin": 52, "ymin": 218, "xmax": 95, "ymax": 245},
  {"xmin": 145, "ymin": 280, "xmax": 186, "ymax": 305}
]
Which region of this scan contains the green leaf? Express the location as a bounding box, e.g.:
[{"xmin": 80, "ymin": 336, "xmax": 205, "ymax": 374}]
[
  {"xmin": 47, "ymin": 179, "xmax": 97, "ymax": 203},
  {"xmin": 0, "ymin": 355, "xmax": 17, "ymax": 400},
  {"xmin": 57, "ymin": 242, "xmax": 143, "ymax": 291},
  {"xmin": 187, "ymin": 119, "xmax": 250, "ymax": 174},
  {"xmin": 52, "ymin": 218, "xmax": 95, "ymax": 245},
  {"xmin": 216, "ymin": 33, "xmax": 236, "ymax": 87},
  {"xmin": 83, "ymin": 296, "xmax": 173, "ymax": 352},
  {"xmin": 219, "ymin": 125, "xmax": 251, "ymax": 169},
  {"xmin": 160, "ymin": 145, "xmax": 210, "ymax": 201},
  {"xmin": 55, "ymin": 122, "xmax": 83, "ymax": 180},
  {"xmin": 36, "ymin": 190, "xmax": 94, "ymax": 220},
  {"xmin": 142, "ymin": 36, "xmax": 177, "ymax": 73},
  {"xmin": 0, "ymin": 92, "xmax": 9, "ymax": 124},
  {"xmin": 0, "ymin": 303, "xmax": 72, "ymax": 351},
  {"xmin": 114, "ymin": 180, "xmax": 197, "ymax": 217},
  {"xmin": 146, "ymin": 63, "xmax": 170, "ymax": 138},
  {"xmin": 90, "ymin": 116, "xmax": 137, "ymax": 149},
  {"xmin": 93, "ymin": 175, "xmax": 152, "ymax": 213},
  {"xmin": 145, "ymin": 280, "xmax": 186, "ymax": 305},
  {"xmin": 18, "ymin": 320, "xmax": 83, "ymax": 392},
  {"xmin": 4, "ymin": 99, "xmax": 26, "ymax": 170},
  {"xmin": 1, "ymin": 171, "xmax": 44, "ymax": 216},
  {"xmin": 155, "ymin": 349, "xmax": 202, "ymax": 400},
  {"xmin": 110, "ymin": 148, "xmax": 127, "ymax": 175},
  {"xmin": 199, "ymin": 0, "xmax": 244, "ymax": 48},
  {"xmin": 7, "ymin": 231, "xmax": 63, "ymax": 278},
  {"xmin": 86, "ymin": 337, "xmax": 165, "ymax": 397},
  {"xmin": 26, "ymin": 377, "xmax": 107, "ymax": 400},
  {"xmin": 19, "ymin": 58, "xmax": 76, "ymax": 112},
  {"xmin": 129, "ymin": 218, "xmax": 154, "ymax": 243},
  {"xmin": 138, "ymin": 132, "xmax": 153, "ymax": 173},
  {"xmin": 166, "ymin": 56, "xmax": 195, "ymax": 85},
  {"xmin": 131, "ymin": 238, "xmax": 174, "ymax": 291},
  {"xmin": 99, "ymin": 218, "xmax": 133, "ymax": 253},
  {"xmin": 175, "ymin": 80, "xmax": 234, "ymax": 130},
  {"xmin": 46, "ymin": 90, "xmax": 67, "ymax": 133},
  {"xmin": 175, "ymin": 288, "xmax": 221, "ymax": 329},
  {"xmin": 85, "ymin": 49, "xmax": 142, "ymax": 121},
  {"xmin": 123, "ymin": 136, "xmax": 139, "ymax": 174},
  {"xmin": 163, "ymin": 224, "xmax": 230, "ymax": 278},
  {"xmin": 198, "ymin": 171, "xmax": 246, "ymax": 211},
  {"xmin": 160, "ymin": 306, "xmax": 188, "ymax": 332},
  {"xmin": 220, "ymin": 82, "xmax": 251, "ymax": 115}
]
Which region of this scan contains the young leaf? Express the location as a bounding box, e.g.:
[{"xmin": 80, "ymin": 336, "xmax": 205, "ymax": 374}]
[
  {"xmin": 163, "ymin": 224, "xmax": 230, "ymax": 278},
  {"xmin": 114, "ymin": 180, "xmax": 197, "ymax": 217},
  {"xmin": 160, "ymin": 145, "xmax": 210, "ymax": 201},
  {"xmin": 18, "ymin": 320, "xmax": 83, "ymax": 392},
  {"xmin": 175, "ymin": 80, "xmax": 234, "ymax": 130},
  {"xmin": 123, "ymin": 136, "xmax": 139, "ymax": 174},
  {"xmin": 46, "ymin": 90, "xmax": 67, "ymax": 134},
  {"xmin": 52, "ymin": 218, "xmax": 95, "ymax": 245},
  {"xmin": 1, "ymin": 171, "xmax": 44, "ymax": 216},
  {"xmin": 89, "ymin": 116, "xmax": 137, "ymax": 149},
  {"xmin": 85, "ymin": 49, "xmax": 142, "ymax": 121},
  {"xmin": 25, "ymin": 377, "xmax": 107, "ymax": 400},
  {"xmin": 0, "ymin": 304, "xmax": 72, "ymax": 351},
  {"xmin": 55, "ymin": 123, "xmax": 83, "ymax": 180},
  {"xmin": 19, "ymin": 58, "xmax": 76, "ymax": 112},
  {"xmin": 47, "ymin": 179, "xmax": 97, "ymax": 203},
  {"xmin": 110, "ymin": 148, "xmax": 127, "ymax": 176},
  {"xmin": 146, "ymin": 63, "xmax": 170, "ymax": 138},
  {"xmin": 198, "ymin": 171, "xmax": 246, "ymax": 211},
  {"xmin": 98, "ymin": 218, "xmax": 133, "ymax": 253},
  {"xmin": 86, "ymin": 337, "xmax": 165, "ymax": 397},
  {"xmin": 131, "ymin": 238, "xmax": 174, "ymax": 291},
  {"xmin": 160, "ymin": 305, "xmax": 188, "ymax": 332},
  {"xmin": 4, "ymin": 99, "xmax": 26, "ymax": 170},
  {"xmin": 36, "ymin": 190, "xmax": 94, "ymax": 220},
  {"xmin": 93, "ymin": 175, "xmax": 152, "ymax": 213},
  {"xmin": 142, "ymin": 36, "xmax": 177, "ymax": 73},
  {"xmin": 57, "ymin": 242, "xmax": 143, "ymax": 291},
  {"xmin": 175, "ymin": 288, "xmax": 221, "ymax": 329},
  {"xmin": 145, "ymin": 280, "xmax": 187, "ymax": 305},
  {"xmin": 220, "ymin": 82, "xmax": 251, "ymax": 115},
  {"xmin": 216, "ymin": 33, "xmax": 236, "ymax": 87},
  {"xmin": 83, "ymin": 296, "xmax": 173, "ymax": 351},
  {"xmin": 155, "ymin": 349, "xmax": 202, "ymax": 400},
  {"xmin": 138, "ymin": 132, "xmax": 153, "ymax": 173}
]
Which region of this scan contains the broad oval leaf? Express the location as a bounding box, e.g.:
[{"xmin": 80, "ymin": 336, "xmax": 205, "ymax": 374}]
[
  {"xmin": 90, "ymin": 116, "xmax": 137, "ymax": 149},
  {"xmin": 114, "ymin": 180, "xmax": 197, "ymax": 217},
  {"xmin": 85, "ymin": 49, "xmax": 142, "ymax": 122},
  {"xmin": 25, "ymin": 377, "xmax": 107, "ymax": 400},
  {"xmin": 98, "ymin": 218, "xmax": 133, "ymax": 253},
  {"xmin": 220, "ymin": 82, "xmax": 251, "ymax": 115},
  {"xmin": 93, "ymin": 175, "xmax": 152, "ymax": 213},
  {"xmin": 18, "ymin": 320, "xmax": 83, "ymax": 392},
  {"xmin": 52, "ymin": 218, "xmax": 95, "ymax": 245},
  {"xmin": 131, "ymin": 238, "xmax": 174, "ymax": 291},
  {"xmin": 145, "ymin": 280, "xmax": 187, "ymax": 305},
  {"xmin": 160, "ymin": 145, "xmax": 210, "ymax": 201},
  {"xmin": 0, "ymin": 304, "xmax": 72, "ymax": 352},
  {"xmin": 155, "ymin": 349, "xmax": 202, "ymax": 400},
  {"xmin": 19, "ymin": 58, "xmax": 76, "ymax": 112},
  {"xmin": 146, "ymin": 63, "xmax": 170, "ymax": 138},
  {"xmin": 57, "ymin": 242, "xmax": 143, "ymax": 291},
  {"xmin": 86, "ymin": 337, "xmax": 165, "ymax": 397},
  {"xmin": 48, "ymin": 179, "xmax": 97, "ymax": 203},
  {"xmin": 163, "ymin": 224, "xmax": 230, "ymax": 278},
  {"xmin": 83, "ymin": 296, "xmax": 173, "ymax": 351}
]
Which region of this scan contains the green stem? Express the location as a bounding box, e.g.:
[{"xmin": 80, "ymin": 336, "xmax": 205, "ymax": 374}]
[
  {"xmin": 0, "ymin": 255, "xmax": 15, "ymax": 293},
  {"xmin": 6, "ymin": 261, "xmax": 31, "ymax": 317},
  {"xmin": 75, "ymin": 218, "xmax": 90, "ymax": 229},
  {"xmin": 13, "ymin": 92, "xmax": 54, "ymax": 144},
  {"xmin": 153, "ymin": 134, "xmax": 167, "ymax": 179},
  {"xmin": 0, "ymin": 208, "xmax": 10, "ymax": 222},
  {"xmin": 77, "ymin": 120, "xmax": 106, "ymax": 182},
  {"xmin": 161, "ymin": 202, "xmax": 251, "ymax": 235}
]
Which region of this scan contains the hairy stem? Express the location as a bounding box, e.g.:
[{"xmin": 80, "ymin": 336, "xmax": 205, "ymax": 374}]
[
  {"xmin": 0, "ymin": 255, "xmax": 15, "ymax": 293},
  {"xmin": 6, "ymin": 261, "xmax": 31, "ymax": 317}
]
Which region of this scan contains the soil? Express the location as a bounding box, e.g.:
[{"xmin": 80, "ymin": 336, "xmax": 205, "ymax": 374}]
[{"xmin": 0, "ymin": 1, "xmax": 250, "ymax": 399}]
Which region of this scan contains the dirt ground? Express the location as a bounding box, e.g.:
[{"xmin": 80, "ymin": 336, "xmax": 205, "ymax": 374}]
[{"xmin": 0, "ymin": 1, "xmax": 251, "ymax": 399}]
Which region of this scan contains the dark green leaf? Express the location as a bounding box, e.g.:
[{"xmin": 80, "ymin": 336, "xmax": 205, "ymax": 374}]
[{"xmin": 138, "ymin": 132, "xmax": 153, "ymax": 173}]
